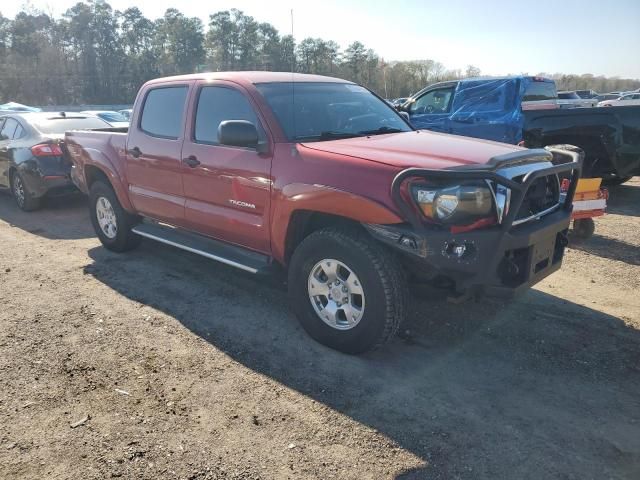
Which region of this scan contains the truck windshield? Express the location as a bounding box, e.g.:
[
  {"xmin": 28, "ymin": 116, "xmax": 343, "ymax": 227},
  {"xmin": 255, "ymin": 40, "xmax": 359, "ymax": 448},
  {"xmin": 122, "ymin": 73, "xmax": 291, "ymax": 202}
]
[{"xmin": 255, "ymin": 82, "xmax": 412, "ymax": 142}]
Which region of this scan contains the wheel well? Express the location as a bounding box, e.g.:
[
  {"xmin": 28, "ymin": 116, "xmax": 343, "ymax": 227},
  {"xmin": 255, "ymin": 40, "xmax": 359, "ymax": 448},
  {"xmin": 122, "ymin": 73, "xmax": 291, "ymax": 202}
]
[
  {"xmin": 284, "ymin": 211, "xmax": 364, "ymax": 263},
  {"xmin": 84, "ymin": 165, "xmax": 111, "ymax": 189},
  {"xmin": 542, "ymin": 136, "xmax": 611, "ymax": 177}
]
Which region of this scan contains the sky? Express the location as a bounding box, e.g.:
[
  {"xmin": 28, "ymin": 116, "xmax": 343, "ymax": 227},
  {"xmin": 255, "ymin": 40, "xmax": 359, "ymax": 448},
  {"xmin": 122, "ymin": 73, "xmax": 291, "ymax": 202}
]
[{"xmin": 4, "ymin": 0, "xmax": 640, "ymax": 78}]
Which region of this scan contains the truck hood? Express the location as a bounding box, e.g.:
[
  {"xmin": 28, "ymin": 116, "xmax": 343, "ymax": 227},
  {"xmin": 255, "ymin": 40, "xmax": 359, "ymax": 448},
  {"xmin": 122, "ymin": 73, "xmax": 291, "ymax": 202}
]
[{"xmin": 301, "ymin": 130, "xmax": 523, "ymax": 169}]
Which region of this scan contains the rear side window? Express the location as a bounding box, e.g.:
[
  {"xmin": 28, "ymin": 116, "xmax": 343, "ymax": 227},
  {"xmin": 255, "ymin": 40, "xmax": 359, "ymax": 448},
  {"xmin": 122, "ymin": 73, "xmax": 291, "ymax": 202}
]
[
  {"xmin": 140, "ymin": 86, "xmax": 188, "ymax": 139},
  {"xmin": 13, "ymin": 123, "xmax": 25, "ymax": 139},
  {"xmin": 194, "ymin": 86, "xmax": 261, "ymax": 144},
  {"xmin": 523, "ymin": 81, "xmax": 557, "ymax": 101},
  {"xmin": 0, "ymin": 118, "xmax": 18, "ymax": 140}
]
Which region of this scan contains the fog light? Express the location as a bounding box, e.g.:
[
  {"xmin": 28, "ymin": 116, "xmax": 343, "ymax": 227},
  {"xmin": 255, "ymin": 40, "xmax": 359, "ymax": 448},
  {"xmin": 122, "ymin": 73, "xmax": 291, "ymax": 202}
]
[
  {"xmin": 453, "ymin": 245, "xmax": 466, "ymax": 257},
  {"xmin": 399, "ymin": 235, "xmax": 417, "ymax": 249},
  {"xmin": 444, "ymin": 241, "xmax": 476, "ymax": 260}
]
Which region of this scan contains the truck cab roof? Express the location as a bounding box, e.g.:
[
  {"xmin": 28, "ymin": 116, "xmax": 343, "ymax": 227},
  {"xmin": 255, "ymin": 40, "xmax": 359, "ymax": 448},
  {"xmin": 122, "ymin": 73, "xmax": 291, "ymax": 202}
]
[{"xmin": 144, "ymin": 71, "xmax": 353, "ymax": 88}]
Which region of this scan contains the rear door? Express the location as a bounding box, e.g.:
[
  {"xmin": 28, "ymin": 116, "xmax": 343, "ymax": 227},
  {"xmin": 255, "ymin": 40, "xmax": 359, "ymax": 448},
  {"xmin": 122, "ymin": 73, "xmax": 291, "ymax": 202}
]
[
  {"xmin": 180, "ymin": 81, "xmax": 273, "ymax": 253},
  {"xmin": 125, "ymin": 83, "xmax": 191, "ymax": 224}
]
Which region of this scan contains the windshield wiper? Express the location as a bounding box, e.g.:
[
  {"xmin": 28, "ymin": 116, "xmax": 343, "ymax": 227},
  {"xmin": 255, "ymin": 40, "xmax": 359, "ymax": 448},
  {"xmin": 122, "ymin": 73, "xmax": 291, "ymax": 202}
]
[
  {"xmin": 295, "ymin": 131, "xmax": 364, "ymax": 142},
  {"xmin": 358, "ymin": 126, "xmax": 406, "ymax": 135}
]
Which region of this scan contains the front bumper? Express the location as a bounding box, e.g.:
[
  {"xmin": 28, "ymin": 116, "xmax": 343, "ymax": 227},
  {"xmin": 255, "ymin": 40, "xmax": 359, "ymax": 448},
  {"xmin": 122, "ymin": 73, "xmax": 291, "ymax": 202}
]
[
  {"xmin": 370, "ymin": 148, "xmax": 581, "ymax": 297},
  {"xmin": 366, "ymin": 209, "xmax": 570, "ymax": 296}
]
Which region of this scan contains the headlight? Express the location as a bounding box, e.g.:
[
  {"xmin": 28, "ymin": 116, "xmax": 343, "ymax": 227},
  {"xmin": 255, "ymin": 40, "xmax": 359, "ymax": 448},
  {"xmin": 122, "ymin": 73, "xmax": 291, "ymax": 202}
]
[{"xmin": 412, "ymin": 183, "xmax": 494, "ymax": 226}]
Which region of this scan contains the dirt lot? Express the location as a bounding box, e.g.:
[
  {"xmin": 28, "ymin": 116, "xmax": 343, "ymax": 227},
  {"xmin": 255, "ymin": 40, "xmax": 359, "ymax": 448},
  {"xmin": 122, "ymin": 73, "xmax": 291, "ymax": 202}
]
[{"xmin": 0, "ymin": 179, "xmax": 638, "ymax": 480}]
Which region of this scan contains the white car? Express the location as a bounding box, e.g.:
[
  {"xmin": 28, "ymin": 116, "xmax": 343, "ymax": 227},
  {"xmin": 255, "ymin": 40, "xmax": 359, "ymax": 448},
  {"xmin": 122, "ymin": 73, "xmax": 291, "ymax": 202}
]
[
  {"xmin": 598, "ymin": 93, "xmax": 640, "ymax": 107},
  {"xmin": 556, "ymin": 91, "xmax": 598, "ymax": 108},
  {"xmin": 80, "ymin": 110, "xmax": 130, "ymax": 128},
  {"xmin": 118, "ymin": 109, "xmax": 133, "ymax": 120}
]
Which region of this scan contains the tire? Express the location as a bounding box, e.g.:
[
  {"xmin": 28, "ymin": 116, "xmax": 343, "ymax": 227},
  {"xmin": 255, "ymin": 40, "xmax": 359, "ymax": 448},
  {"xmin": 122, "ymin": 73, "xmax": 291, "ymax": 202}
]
[
  {"xmin": 10, "ymin": 171, "xmax": 41, "ymax": 211},
  {"xmin": 602, "ymin": 175, "xmax": 632, "ymax": 187},
  {"xmin": 571, "ymin": 218, "xmax": 595, "ymax": 241},
  {"xmin": 89, "ymin": 181, "xmax": 141, "ymax": 252},
  {"xmin": 288, "ymin": 226, "xmax": 407, "ymax": 354}
]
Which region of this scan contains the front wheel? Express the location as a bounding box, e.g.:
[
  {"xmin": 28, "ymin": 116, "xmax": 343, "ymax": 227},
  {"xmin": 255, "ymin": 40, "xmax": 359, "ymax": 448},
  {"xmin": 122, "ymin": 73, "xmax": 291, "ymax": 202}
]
[
  {"xmin": 288, "ymin": 227, "xmax": 407, "ymax": 354},
  {"xmin": 89, "ymin": 181, "xmax": 140, "ymax": 252}
]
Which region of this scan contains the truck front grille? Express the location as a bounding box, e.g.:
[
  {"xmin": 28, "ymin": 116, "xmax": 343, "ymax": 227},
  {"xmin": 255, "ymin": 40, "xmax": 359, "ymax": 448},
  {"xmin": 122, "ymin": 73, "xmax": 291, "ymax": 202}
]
[
  {"xmin": 512, "ymin": 173, "xmax": 561, "ymax": 226},
  {"xmin": 516, "ymin": 174, "xmax": 560, "ymax": 221}
]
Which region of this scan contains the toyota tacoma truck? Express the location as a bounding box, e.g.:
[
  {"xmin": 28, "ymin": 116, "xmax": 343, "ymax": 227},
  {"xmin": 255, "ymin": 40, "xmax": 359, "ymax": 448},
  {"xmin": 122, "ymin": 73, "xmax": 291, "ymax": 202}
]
[{"xmin": 65, "ymin": 72, "xmax": 580, "ymax": 354}]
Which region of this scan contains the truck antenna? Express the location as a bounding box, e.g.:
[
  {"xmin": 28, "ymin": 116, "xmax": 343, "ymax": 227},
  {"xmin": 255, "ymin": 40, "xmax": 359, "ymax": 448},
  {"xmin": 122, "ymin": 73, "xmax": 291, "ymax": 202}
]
[{"xmin": 291, "ymin": 9, "xmax": 296, "ymax": 143}]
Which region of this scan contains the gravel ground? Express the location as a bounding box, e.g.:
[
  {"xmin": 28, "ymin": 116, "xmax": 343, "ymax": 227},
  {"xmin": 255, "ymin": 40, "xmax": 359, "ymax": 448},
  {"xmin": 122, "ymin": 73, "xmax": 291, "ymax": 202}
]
[{"xmin": 0, "ymin": 178, "xmax": 638, "ymax": 480}]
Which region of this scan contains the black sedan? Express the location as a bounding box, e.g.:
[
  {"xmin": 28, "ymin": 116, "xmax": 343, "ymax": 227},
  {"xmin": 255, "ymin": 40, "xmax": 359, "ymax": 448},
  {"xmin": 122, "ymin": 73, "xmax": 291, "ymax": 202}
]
[{"xmin": 0, "ymin": 112, "xmax": 110, "ymax": 211}]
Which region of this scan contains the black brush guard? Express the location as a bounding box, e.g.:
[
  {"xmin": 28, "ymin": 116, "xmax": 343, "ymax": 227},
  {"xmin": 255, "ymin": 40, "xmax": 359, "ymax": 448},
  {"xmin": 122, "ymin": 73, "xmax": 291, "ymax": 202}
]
[{"xmin": 382, "ymin": 149, "xmax": 582, "ymax": 295}]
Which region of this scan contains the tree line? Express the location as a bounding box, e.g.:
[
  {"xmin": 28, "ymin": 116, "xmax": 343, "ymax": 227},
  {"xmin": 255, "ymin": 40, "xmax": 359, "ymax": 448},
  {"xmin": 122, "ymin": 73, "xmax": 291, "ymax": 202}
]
[{"xmin": 1, "ymin": 1, "xmax": 638, "ymax": 106}]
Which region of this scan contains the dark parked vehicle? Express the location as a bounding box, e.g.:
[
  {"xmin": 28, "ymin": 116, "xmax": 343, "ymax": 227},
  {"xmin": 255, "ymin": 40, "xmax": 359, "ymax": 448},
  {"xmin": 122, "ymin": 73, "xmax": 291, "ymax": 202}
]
[
  {"xmin": 0, "ymin": 112, "xmax": 110, "ymax": 211},
  {"xmin": 399, "ymin": 76, "xmax": 640, "ymax": 183}
]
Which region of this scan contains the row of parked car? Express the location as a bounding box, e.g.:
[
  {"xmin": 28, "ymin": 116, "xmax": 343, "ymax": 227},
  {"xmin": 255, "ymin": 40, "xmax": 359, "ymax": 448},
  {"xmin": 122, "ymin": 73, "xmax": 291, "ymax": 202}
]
[
  {"xmin": 389, "ymin": 87, "xmax": 640, "ymax": 109},
  {"xmin": 0, "ymin": 73, "xmax": 638, "ymax": 354}
]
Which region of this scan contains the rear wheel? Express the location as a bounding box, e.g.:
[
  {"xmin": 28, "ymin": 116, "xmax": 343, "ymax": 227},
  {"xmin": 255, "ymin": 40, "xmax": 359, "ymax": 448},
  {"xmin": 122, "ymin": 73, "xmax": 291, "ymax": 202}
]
[
  {"xmin": 10, "ymin": 171, "xmax": 41, "ymax": 212},
  {"xmin": 571, "ymin": 218, "xmax": 595, "ymax": 241},
  {"xmin": 288, "ymin": 227, "xmax": 406, "ymax": 354},
  {"xmin": 89, "ymin": 181, "xmax": 140, "ymax": 252}
]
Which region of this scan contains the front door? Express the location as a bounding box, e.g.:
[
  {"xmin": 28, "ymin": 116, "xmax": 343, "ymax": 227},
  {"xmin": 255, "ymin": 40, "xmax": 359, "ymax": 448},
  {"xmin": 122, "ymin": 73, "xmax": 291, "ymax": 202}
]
[
  {"xmin": 408, "ymin": 85, "xmax": 456, "ymax": 132},
  {"xmin": 180, "ymin": 81, "xmax": 273, "ymax": 254},
  {"xmin": 125, "ymin": 84, "xmax": 191, "ymax": 224}
]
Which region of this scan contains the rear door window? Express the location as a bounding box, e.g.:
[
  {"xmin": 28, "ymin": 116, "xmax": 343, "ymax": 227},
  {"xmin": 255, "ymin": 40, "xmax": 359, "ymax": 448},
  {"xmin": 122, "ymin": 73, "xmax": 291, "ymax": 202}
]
[
  {"xmin": 13, "ymin": 123, "xmax": 25, "ymax": 139},
  {"xmin": 194, "ymin": 86, "xmax": 262, "ymax": 145},
  {"xmin": 0, "ymin": 118, "xmax": 18, "ymax": 140},
  {"xmin": 140, "ymin": 86, "xmax": 189, "ymax": 139}
]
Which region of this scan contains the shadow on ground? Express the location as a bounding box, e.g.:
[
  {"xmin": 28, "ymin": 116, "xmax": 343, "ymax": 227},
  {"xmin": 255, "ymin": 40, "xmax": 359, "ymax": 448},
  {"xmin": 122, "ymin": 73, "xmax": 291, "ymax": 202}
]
[
  {"xmin": 570, "ymin": 233, "xmax": 640, "ymax": 266},
  {"xmin": 605, "ymin": 179, "xmax": 640, "ymax": 217},
  {"xmin": 84, "ymin": 240, "xmax": 640, "ymax": 479},
  {"xmin": 0, "ymin": 191, "xmax": 92, "ymax": 240}
]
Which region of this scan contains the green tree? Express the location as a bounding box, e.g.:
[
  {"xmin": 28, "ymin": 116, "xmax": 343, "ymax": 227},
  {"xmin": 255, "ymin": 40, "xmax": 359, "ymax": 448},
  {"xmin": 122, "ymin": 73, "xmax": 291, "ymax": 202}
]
[
  {"xmin": 344, "ymin": 41, "xmax": 367, "ymax": 83},
  {"xmin": 154, "ymin": 8, "xmax": 205, "ymax": 75}
]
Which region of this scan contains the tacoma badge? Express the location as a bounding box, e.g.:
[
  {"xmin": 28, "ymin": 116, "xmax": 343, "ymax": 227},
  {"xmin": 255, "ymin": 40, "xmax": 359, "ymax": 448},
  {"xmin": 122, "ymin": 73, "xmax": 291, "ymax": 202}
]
[{"xmin": 228, "ymin": 199, "xmax": 256, "ymax": 209}]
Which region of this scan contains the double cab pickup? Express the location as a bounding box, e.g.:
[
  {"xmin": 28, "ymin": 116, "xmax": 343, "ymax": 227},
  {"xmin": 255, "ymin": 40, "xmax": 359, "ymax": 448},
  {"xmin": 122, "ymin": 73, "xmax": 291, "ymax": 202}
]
[{"xmin": 66, "ymin": 72, "xmax": 580, "ymax": 353}]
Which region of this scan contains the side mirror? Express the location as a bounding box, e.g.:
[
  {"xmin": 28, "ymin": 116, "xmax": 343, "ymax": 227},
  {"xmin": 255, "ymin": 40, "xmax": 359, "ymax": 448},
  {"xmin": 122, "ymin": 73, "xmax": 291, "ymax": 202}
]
[
  {"xmin": 399, "ymin": 111, "xmax": 410, "ymax": 122},
  {"xmin": 218, "ymin": 120, "xmax": 258, "ymax": 149}
]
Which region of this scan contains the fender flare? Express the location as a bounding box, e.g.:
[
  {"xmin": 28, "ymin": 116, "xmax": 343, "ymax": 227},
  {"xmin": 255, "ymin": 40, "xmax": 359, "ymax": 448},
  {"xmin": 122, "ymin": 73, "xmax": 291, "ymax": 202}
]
[
  {"xmin": 81, "ymin": 147, "xmax": 135, "ymax": 212},
  {"xmin": 271, "ymin": 183, "xmax": 403, "ymax": 264}
]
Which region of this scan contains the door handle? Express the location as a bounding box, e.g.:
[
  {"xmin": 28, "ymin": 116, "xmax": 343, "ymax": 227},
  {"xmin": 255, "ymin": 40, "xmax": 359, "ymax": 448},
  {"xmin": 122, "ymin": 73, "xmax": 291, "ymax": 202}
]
[
  {"xmin": 128, "ymin": 146, "xmax": 142, "ymax": 158},
  {"xmin": 182, "ymin": 155, "xmax": 201, "ymax": 168}
]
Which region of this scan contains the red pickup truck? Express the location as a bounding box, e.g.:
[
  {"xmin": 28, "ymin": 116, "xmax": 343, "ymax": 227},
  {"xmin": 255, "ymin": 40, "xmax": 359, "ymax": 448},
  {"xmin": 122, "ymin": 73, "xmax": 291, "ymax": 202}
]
[{"xmin": 65, "ymin": 72, "xmax": 580, "ymax": 354}]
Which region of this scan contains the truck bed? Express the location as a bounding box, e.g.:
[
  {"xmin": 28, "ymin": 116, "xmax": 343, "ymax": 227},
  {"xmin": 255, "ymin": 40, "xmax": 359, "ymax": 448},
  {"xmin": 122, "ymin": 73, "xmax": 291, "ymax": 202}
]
[
  {"xmin": 523, "ymin": 105, "xmax": 640, "ymax": 177},
  {"xmin": 65, "ymin": 129, "xmax": 129, "ymax": 194}
]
